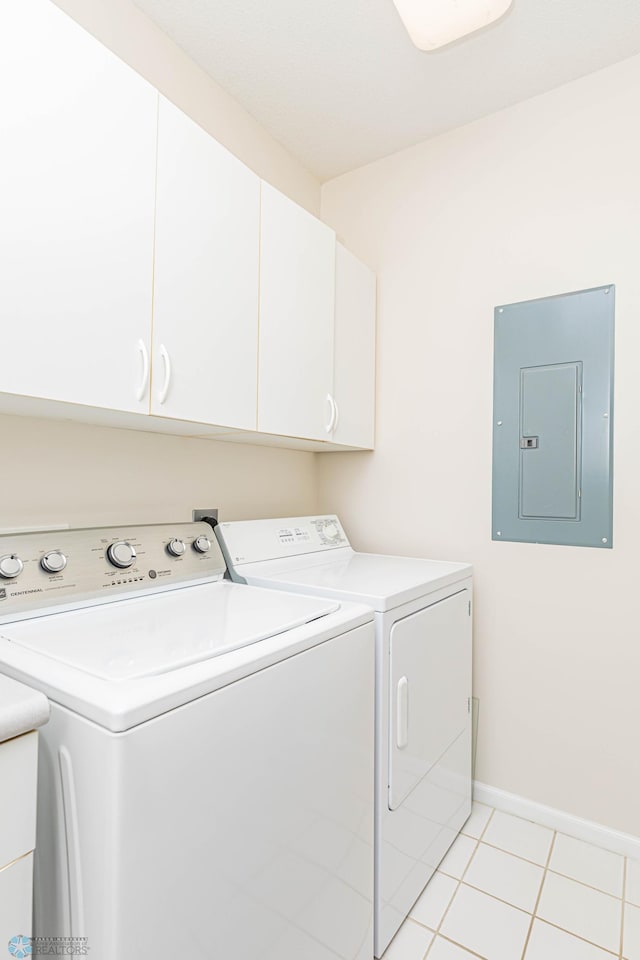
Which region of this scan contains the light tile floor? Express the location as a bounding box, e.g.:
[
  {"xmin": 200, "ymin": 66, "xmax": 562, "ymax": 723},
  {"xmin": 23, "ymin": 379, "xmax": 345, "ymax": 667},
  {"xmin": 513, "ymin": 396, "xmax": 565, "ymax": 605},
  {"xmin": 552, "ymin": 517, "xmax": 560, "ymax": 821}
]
[{"xmin": 382, "ymin": 803, "xmax": 640, "ymax": 960}]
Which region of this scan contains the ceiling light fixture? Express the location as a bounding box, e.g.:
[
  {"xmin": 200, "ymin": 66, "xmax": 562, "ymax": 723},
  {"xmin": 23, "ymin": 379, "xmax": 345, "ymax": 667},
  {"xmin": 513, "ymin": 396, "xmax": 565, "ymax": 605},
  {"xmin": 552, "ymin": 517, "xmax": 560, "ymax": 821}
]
[{"xmin": 391, "ymin": 0, "xmax": 514, "ymax": 51}]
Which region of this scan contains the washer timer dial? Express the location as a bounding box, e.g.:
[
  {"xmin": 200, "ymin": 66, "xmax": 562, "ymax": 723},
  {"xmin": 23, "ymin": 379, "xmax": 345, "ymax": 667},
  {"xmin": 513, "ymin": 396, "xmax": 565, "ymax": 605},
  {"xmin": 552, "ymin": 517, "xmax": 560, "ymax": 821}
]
[{"xmin": 107, "ymin": 541, "xmax": 137, "ymax": 569}]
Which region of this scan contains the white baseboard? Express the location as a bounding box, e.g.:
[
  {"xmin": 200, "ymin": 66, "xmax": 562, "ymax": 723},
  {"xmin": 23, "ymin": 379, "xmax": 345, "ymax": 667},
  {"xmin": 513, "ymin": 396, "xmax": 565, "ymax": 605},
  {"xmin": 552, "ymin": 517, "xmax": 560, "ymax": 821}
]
[{"xmin": 473, "ymin": 780, "xmax": 640, "ymax": 860}]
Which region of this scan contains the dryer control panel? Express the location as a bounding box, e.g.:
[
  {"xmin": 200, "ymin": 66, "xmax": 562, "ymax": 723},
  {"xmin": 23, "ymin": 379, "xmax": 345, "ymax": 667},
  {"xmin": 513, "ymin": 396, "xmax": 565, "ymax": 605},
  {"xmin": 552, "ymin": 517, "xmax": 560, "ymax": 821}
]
[
  {"xmin": 0, "ymin": 522, "xmax": 225, "ymax": 623},
  {"xmin": 216, "ymin": 516, "xmax": 351, "ymax": 566}
]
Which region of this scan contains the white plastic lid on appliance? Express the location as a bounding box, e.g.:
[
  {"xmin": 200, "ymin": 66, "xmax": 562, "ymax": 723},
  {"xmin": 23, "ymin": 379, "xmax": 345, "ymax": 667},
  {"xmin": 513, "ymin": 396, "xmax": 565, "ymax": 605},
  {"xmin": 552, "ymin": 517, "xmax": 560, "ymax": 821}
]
[
  {"xmin": 2, "ymin": 580, "xmax": 338, "ymax": 681},
  {"xmin": 0, "ymin": 580, "xmax": 372, "ymax": 732},
  {"xmin": 232, "ymin": 553, "xmax": 471, "ymax": 611},
  {"xmin": 216, "ymin": 516, "xmax": 472, "ymax": 611}
]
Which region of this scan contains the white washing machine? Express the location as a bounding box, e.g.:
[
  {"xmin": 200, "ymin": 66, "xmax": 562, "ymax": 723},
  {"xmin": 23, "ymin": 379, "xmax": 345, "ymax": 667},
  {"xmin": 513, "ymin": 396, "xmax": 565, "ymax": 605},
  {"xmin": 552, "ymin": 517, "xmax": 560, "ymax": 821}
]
[
  {"xmin": 0, "ymin": 521, "xmax": 375, "ymax": 960},
  {"xmin": 216, "ymin": 515, "xmax": 473, "ymax": 957}
]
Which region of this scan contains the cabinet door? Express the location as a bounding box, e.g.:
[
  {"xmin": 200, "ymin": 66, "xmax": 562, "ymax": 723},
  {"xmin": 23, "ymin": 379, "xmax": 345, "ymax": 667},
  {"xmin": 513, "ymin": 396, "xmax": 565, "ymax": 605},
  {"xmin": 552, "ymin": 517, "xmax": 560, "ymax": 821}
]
[
  {"xmin": 0, "ymin": 1, "xmax": 157, "ymax": 412},
  {"xmin": 0, "ymin": 854, "xmax": 33, "ymax": 948},
  {"xmin": 332, "ymin": 244, "xmax": 376, "ymax": 448},
  {"xmin": 258, "ymin": 184, "xmax": 336, "ymax": 441},
  {"xmin": 0, "ymin": 733, "xmax": 38, "ymax": 869},
  {"xmin": 152, "ymin": 98, "xmax": 260, "ymax": 428}
]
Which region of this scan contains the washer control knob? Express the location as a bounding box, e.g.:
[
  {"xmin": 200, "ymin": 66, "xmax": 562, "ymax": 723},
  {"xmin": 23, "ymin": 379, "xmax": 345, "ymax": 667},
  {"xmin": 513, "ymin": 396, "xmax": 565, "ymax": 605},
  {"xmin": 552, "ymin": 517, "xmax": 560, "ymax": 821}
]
[
  {"xmin": 0, "ymin": 554, "xmax": 24, "ymax": 579},
  {"xmin": 193, "ymin": 535, "xmax": 211, "ymax": 554},
  {"xmin": 107, "ymin": 541, "xmax": 137, "ymax": 569},
  {"xmin": 41, "ymin": 551, "xmax": 67, "ymax": 574},
  {"xmin": 167, "ymin": 538, "xmax": 186, "ymax": 558}
]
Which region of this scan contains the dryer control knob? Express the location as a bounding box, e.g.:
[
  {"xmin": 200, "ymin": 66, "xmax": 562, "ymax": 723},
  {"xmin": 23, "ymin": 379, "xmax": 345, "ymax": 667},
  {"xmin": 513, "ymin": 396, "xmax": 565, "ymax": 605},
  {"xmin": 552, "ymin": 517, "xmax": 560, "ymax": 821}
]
[
  {"xmin": 167, "ymin": 538, "xmax": 186, "ymax": 558},
  {"xmin": 107, "ymin": 541, "xmax": 137, "ymax": 569},
  {"xmin": 324, "ymin": 521, "xmax": 341, "ymax": 541},
  {"xmin": 0, "ymin": 554, "xmax": 24, "ymax": 579},
  {"xmin": 41, "ymin": 551, "xmax": 67, "ymax": 574},
  {"xmin": 193, "ymin": 535, "xmax": 211, "ymax": 554}
]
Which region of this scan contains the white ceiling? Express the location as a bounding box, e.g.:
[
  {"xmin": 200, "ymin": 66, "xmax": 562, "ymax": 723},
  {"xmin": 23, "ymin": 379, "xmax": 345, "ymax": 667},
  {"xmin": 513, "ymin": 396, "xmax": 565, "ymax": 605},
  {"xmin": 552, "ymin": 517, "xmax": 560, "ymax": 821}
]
[{"xmin": 133, "ymin": 0, "xmax": 640, "ymax": 181}]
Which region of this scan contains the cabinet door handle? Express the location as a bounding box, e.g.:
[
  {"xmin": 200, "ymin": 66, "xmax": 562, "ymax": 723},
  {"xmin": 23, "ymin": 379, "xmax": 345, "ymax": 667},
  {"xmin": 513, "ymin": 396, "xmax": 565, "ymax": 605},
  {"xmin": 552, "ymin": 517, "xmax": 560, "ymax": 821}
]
[
  {"xmin": 325, "ymin": 393, "xmax": 337, "ymax": 434},
  {"xmin": 159, "ymin": 344, "xmax": 172, "ymax": 405},
  {"xmin": 136, "ymin": 339, "xmax": 150, "ymax": 401},
  {"xmin": 333, "ymin": 397, "xmax": 340, "ymax": 433},
  {"xmin": 396, "ymin": 676, "xmax": 409, "ymax": 749}
]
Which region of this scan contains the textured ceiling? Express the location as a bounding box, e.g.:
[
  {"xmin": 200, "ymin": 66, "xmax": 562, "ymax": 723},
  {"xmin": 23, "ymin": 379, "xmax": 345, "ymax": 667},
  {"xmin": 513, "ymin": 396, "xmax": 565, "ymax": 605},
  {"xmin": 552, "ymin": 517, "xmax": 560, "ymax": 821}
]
[{"xmin": 133, "ymin": 0, "xmax": 640, "ymax": 180}]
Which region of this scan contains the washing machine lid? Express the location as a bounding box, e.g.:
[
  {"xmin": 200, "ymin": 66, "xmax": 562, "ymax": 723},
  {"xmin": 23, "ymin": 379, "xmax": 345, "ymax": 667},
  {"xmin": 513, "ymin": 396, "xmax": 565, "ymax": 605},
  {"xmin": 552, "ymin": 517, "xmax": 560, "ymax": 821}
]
[
  {"xmin": 0, "ymin": 581, "xmax": 339, "ymax": 681},
  {"xmin": 231, "ymin": 553, "xmax": 472, "ymax": 612}
]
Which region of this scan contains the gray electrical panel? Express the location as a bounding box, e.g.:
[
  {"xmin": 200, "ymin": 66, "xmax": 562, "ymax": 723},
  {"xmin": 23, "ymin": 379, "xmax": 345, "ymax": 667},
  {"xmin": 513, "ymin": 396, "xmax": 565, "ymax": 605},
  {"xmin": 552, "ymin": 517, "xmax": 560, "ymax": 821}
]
[{"xmin": 492, "ymin": 285, "xmax": 614, "ymax": 548}]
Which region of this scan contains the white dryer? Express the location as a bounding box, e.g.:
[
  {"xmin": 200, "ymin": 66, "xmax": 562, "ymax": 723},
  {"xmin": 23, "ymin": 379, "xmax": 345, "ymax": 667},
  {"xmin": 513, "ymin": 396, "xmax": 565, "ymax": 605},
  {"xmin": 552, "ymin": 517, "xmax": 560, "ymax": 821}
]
[
  {"xmin": 216, "ymin": 515, "xmax": 473, "ymax": 957},
  {"xmin": 0, "ymin": 521, "xmax": 375, "ymax": 960}
]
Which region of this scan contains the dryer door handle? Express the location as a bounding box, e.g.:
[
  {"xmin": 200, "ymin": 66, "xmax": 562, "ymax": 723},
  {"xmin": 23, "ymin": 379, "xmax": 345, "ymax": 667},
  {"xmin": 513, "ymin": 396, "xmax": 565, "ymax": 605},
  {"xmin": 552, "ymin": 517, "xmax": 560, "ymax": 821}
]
[{"xmin": 396, "ymin": 676, "xmax": 409, "ymax": 749}]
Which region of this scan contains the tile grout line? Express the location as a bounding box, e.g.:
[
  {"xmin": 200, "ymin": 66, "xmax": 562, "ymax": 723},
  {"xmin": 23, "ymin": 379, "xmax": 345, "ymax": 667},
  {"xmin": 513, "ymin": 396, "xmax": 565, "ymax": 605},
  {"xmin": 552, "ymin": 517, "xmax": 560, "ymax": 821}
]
[
  {"xmin": 519, "ymin": 828, "xmax": 556, "ymax": 960},
  {"xmin": 455, "ymin": 879, "xmax": 544, "ymax": 917},
  {"xmin": 544, "ymin": 866, "xmax": 626, "ymax": 902},
  {"xmin": 443, "ymin": 840, "xmax": 627, "ymax": 902},
  {"xmin": 425, "ymin": 878, "xmax": 621, "ymax": 956},
  {"xmin": 411, "ymin": 808, "xmax": 630, "ymax": 960},
  {"xmin": 468, "ymin": 818, "xmax": 630, "ymax": 867},
  {"xmin": 620, "ymin": 857, "xmax": 627, "ymax": 960},
  {"xmin": 531, "ymin": 918, "xmax": 619, "ymax": 957},
  {"xmin": 454, "ymin": 835, "xmax": 544, "ymax": 867},
  {"xmin": 528, "ymin": 836, "xmax": 628, "ymax": 957},
  {"xmin": 421, "ymin": 806, "xmax": 496, "ymax": 959},
  {"xmin": 434, "ymin": 934, "xmax": 488, "ymax": 959}
]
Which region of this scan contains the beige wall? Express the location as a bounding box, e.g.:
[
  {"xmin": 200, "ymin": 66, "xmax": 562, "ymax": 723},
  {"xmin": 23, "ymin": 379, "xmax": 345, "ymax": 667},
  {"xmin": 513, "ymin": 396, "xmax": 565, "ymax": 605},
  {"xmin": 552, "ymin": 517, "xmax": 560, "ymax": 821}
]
[
  {"xmin": 2, "ymin": 0, "xmax": 320, "ymax": 528},
  {"xmin": 51, "ymin": 0, "xmax": 320, "ymax": 216},
  {"xmin": 2, "ymin": 416, "xmax": 318, "ymax": 529},
  {"xmin": 319, "ymin": 55, "xmax": 640, "ymax": 836}
]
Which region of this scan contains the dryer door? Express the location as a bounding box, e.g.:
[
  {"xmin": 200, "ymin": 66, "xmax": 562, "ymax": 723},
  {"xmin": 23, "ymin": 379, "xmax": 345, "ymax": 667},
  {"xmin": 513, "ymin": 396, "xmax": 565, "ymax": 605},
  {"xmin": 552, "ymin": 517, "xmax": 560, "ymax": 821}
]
[{"xmin": 388, "ymin": 590, "xmax": 471, "ymax": 811}]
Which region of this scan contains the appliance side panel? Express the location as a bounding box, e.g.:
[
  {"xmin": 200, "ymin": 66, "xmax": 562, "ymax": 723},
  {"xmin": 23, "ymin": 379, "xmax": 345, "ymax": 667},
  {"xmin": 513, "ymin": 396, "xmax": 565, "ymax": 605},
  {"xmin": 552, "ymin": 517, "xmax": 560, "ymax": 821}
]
[
  {"xmin": 34, "ymin": 704, "xmax": 120, "ymax": 957},
  {"xmin": 115, "ymin": 625, "xmax": 375, "ymax": 960}
]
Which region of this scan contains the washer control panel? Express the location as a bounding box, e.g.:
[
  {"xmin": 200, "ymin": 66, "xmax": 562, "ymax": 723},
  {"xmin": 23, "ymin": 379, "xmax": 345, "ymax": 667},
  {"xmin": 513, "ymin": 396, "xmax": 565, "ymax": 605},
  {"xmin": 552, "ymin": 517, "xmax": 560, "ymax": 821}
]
[
  {"xmin": 216, "ymin": 516, "xmax": 351, "ymax": 567},
  {"xmin": 0, "ymin": 521, "xmax": 225, "ymax": 623}
]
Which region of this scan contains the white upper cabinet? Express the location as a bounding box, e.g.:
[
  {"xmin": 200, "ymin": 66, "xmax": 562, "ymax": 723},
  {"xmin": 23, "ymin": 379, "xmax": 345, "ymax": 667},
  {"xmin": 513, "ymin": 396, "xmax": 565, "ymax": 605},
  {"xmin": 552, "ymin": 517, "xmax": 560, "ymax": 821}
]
[
  {"xmin": 0, "ymin": 1, "xmax": 158, "ymax": 413},
  {"xmin": 331, "ymin": 244, "xmax": 377, "ymax": 449},
  {"xmin": 0, "ymin": 2, "xmax": 376, "ymax": 450},
  {"xmin": 258, "ymin": 184, "xmax": 336, "ymax": 441},
  {"xmin": 152, "ymin": 98, "xmax": 260, "ymax": 428}
]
